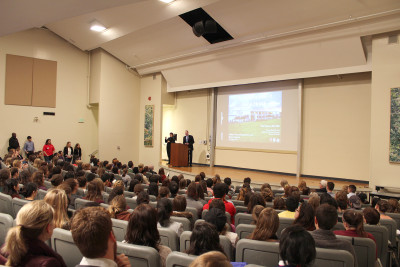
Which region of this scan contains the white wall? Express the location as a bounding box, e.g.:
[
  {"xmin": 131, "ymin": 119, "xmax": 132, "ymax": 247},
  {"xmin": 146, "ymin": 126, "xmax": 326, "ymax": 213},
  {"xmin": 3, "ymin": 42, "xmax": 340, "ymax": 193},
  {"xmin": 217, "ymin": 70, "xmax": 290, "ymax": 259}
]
[{"xmin": 0, "ymin": 28, "xmax": 98, "ymax": 161}]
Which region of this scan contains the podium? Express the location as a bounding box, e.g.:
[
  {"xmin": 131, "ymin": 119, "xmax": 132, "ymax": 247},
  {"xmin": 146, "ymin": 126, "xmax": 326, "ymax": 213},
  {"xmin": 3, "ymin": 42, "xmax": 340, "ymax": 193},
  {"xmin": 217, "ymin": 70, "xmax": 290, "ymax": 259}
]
[{"xmin": 171, "ymin": 143, "xmax": 188, "ymax": 167}]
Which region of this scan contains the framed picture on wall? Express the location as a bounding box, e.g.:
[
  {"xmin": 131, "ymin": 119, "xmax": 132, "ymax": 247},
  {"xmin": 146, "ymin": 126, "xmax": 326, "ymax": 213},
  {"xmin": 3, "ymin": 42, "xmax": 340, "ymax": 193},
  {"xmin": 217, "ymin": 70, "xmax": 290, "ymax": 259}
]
[
  {"xmin": 144, "ymin": 105, "xmax": 154, "ymax": 147},
  {"xmin": 390, "ymin": 87, "xmax": 400, "ymax": 163}
]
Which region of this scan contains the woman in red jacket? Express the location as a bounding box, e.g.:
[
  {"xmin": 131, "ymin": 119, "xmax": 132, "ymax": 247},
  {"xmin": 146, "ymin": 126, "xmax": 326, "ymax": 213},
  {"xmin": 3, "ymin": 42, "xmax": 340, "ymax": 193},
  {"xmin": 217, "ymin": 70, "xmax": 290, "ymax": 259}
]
[{"xmin": 43, "ymin": 139, "xmax": 55, "ymax": 163}]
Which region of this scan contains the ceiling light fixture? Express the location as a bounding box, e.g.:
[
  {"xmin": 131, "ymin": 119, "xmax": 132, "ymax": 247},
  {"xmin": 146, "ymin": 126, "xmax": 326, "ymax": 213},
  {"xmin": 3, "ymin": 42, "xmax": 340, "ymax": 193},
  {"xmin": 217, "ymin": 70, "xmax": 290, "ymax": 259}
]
[
  {"xmin": 90, "ymin": 20, "xmax": 107, "ymax": 32},
  {"xmin": 159, "ymin": 0, "xmax": 175, "ymax": 3}
]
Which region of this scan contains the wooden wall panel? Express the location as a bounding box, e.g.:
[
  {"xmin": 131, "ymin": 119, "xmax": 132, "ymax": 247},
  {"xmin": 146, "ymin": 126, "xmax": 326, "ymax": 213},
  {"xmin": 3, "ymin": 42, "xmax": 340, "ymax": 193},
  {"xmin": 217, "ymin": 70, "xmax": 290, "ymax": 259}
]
[
  {"xmin": 5, "ymin": 54, "xmax": 33, "ymax": 106},
  {"xmin": 32, "ymin": 58, "xmax": 57, "ymax": 107}
]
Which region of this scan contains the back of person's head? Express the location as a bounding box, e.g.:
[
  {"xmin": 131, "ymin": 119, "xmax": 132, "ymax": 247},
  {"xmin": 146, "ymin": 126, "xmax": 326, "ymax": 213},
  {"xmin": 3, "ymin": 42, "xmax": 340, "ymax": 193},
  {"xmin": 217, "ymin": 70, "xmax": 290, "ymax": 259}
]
[
  {"xmin": 137, "ymin": 191, "xmax": 150, "ymax": 205},
  {"xmin": 187, "ymin": 222, "xmax": 224, "ymax": 256},
  {"xmin": 315, "ymin": 204, "xmax": 338, "ymax": 230},
  {"xmin": 335, "ymin": 191, "xmax": 348, "ymax": 210},
  {"xmin": 77, "ymin": 176, "xmax": 87, "ymax": 188},
  {"xmin": 44, "ymin": 188, "xmax": 69, "ymax": 228},
  {"xmin": 86, "ymin": 173, "xmax": 96, "ymax": 182},
  {"xmin": 148, "ymin": 182, "xmax": 159, "ymax": 197},
  {"xmin": 126, "ymin": 204, "xmax": 159, "ymax": 249},
  {"xmin": 108, "ymin": 186, "xmax": 124, "ymax": 204},
  {"xmin": 327, "ymin": 182, "xmax": 334, "ymax": 191},
  {"xmin": 199, "ymin": 172, "xmax": 206, "ymax": 180},
  {"xmin": 0, "ymin": 169, "xmax": 11, "ymax": 186},
  {"xmin": 250, "ymin": 208, "xmax": 279, "ymax": 241},
  {"xmin": 286, "ymin": 196, "xmax": 299, "ymax": 212},
  {"xmin": 348, "ymin": 184, "xmax": 356, "ymax": 193},
  {"xmin": 206, "ymin": 178, "xmax": 213, "ymax": 188},
  {"xmin": 3, "ymin": 200, "xmax": 54, "ymax": 266},
  {"xmin": 293, "ymin": 202, "xmax": 315, "ymax": 231},
  {"xmin": 209, "ymin": 199, "xmax": 226, "ymax": 213},
  {"xmin": 251, "ymin": 205, "xmax": 265, "ymax": 224},
  {"xmin": 10, "ymin": 167, "xmax": 19, "ymax": 177},
  {"xmin": 280, "ymin": 179, "xmax": 288, "ymax": 188},
  {"xmin": 187, "ymin": 182, "xmax": 198, "ymax": 200},
  {"xmin": 189, "ymin": 251, "xmax": 232, "ymax": 267},
  {"xmin": 108, "ymin": 194, "xmax": 127, "ymax": 218},
  {"xmin": 342, "ymin": 209, "xmax": 367, "ymax": 237},
  {"xmin": 4, "ymin": 178, "xmax": 19, "ymax": 196},
  {"xmin": 348, "ymin": 195, "xmax": 361, "ymax": 210},
  {"xmin": 273, "ymin": 197, "xmax": 286, "ymax": 210},
  {"xmin": 50, "ymin": 173, "xmax": 63, "ymax": 187},
  {"xmin": 128, "ymin": 179, "xmax": 140, "ymax": 192},
  {"xmin": 357, "ymin": 192, "xmax": 368, "ymax": 204},
  {"xmin": 71, "ymin": 206, "xmax": 112, "ymax": 258},
  {"xmin": 204, "ymin": 208, "xmax": 227, "ymax": 233},
  {"xmin": 388, "ymin": 198, "xmax": 400, "ymax": 213},
  {"xmin": 371, "ymin": 197, "xmax": 380, "ymax": 208},
  {"xmin": 64, "ymin": 171, "xmax": 75, "ymax": 180},
  {"xmin": 197, "ymin": 183, "xmax": 205, "ymax": 200},
  {"xmin": 157, "ymin": 198, "xmax": 173, "ymax": 227},
  {"xmin": 133, "ymin": 183, "xmax": 143, "ymax": 195},
  {"xmin": 213, "ymin": 183, "xmax": 227, "ymax": 199},
  {"xmin": 179, "ymin": 179, "xmax": 187, "ymax": 189},
  {"xmin": 243, "ymin": 177, "xmax": 251, "ymax": 184},
  {"xmin": 320, "ymin": 193, "xmax": 338, "ymax": 209},
  {"xmin": 377, "ymin": 199, "xmax": 390, "ymax": 213},
  {"xmin": 308, "ymin": 194, "xmax": 321, "ymax": 211},
  {"xmin": 23, "ymin": 182, "xmax": 38, "ymax": 198},
  {"xmin": 363, "ymin": 207, "xmax": 380, "ymax": 225},
  {"xmin": 279, "ymin": 225, "xmax": 316, "ymax": 267},
  {"xmin": 195, "ymin": 175, "xmax": 202, "ymax": 183},
  {"xmin": 100, "ymin": 173, "xmax": 111, "ymax": 183},
  {"xmin": 169, "ymin": 181, "xmax": 179, "ymax": 196},
  {"xmin": 247, "ymin": 193, "xmax": 266, "ymax": 213},
  {"xmin": 149, "ymin": 174, "xmax": 161, "ymax": 184},
  {"xmin": 223, "ymin": 177, "xmax": 231, "ymax": 186},
  {"xmin": 172, "ymin": 195, "xmax": 187, "ymax": 212},
  {"xmin": 261, "ymin": 188, "xmax": 274, "ymax": 202},
  {"xmin": 86, "ymin": 181, "xmax": 102, "ymax": 201},
  {"xmin": 158, "ymin": 186, "xmax": 170, "ymax": 199},
  {"xmin": 244, "ymin": 191, "xmax": 254, "ymax": 207}
]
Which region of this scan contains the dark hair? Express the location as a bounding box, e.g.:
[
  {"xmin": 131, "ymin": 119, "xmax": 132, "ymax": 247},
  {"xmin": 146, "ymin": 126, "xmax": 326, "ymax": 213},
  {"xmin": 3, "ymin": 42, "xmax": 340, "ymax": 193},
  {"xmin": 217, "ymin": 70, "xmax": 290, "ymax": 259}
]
[
  {"xmin": 273, "ymin": 197, "xmax": 286, "ymax": 210},
  {"xmin": 223, "ymin": 178, "xmax": 231, "ymax": 187},
  {"xmin": 45, "ymin": 139, "xmax": 51, "ymax": 145},
  {"xmin": 363, "ymin": 207, "xmax": 380, "ymax": 225},
  {"xmin": 247, "ymin": 193, "xmax": 266, "ymax": 213},
  {"xmin": 4, "ymin": 179, "xmax": 19, "ymax": 197},
  {"xmin": 148, "ymin": 182, "xmax": 158, "ymax": 197},
  {"xmin": 204, "ymin": 208, "xmax": 227, "ymax": 233},
  {"xmin": 128, "ymin": 161, "xmax": 133, "ymax": 168},
  {"xmin": 371, "ymin": 197, "xmax": 380, "ymax": 208},
  {"xmin": 125, "ymin": 204, "xmax": 160, "ymax": 251},
  {"xmin": 293, "ymin": 203, "xmax": 315, "ymax": 231},
  {"xmin": 179, "ymin": 179, "xmax": 186, "ymax": 190},
  {"xmin": 108, "ymin": 186, "xmax": 124, "ymax": 204},
  {"xmin": 157, "ymin": 198, "xmax": 173, "ymax": 227},
  {"xmin": 327, "ymin": 182, "xmax": 334, "ymax": 191},
  {"xmin": 27, "ymin": 136, "xmax": 32, "ymax": 139},
  {"xmin": 171, "ymin": 176, "xmax": 179, "ymax": 184},
  {"xmin": 243, "ymin": 177, "xmax": 251, "ymax": 184},
  {"xmin": 77, "ymin": 176, "xmax": 87, "ymax": 188},
  {"xmin": 23, "ymin": 182, "xmax": 37, "ymax": 198},
  {"xmin": 357, "ymin": 192, "xmax": 368, "ymax": 204},
  {"xmin": 342, "ymin": 209, "xmax": 368, "ymax": 237},
  {"xmin": 86, "ymin": 173, "xmax": 96, "ymax": 183},
  {"xmin": 209, "ymin": 199, "xmax": 226, "ymax": 213},
  {"xmin": 10, "ymin": 168, "xmax": 19, "ymax": 178},
  {"xmin": 149, "ymin": 174, "xmax": 161, "ymax": 184},
  {"xmin": 50, "ymin": 174, "xmax": 63, "ymax": 187},
  {"xmin": 377, "ymin": 199, "xmax": 390, "ymax": 213},
  {"xmin": 158, "ymin": 186, "xmax": 170, "ymax": 199},
  {"xmin": 320, "ymin": 193, "xmax": 338, "ymax": 209},
  {"xmin": 128, "ymin": 179, "xmax": 139, "ymax": 192},
  {"xmin": 315, "ymin": 204, "xmax": 338, "ymax": 230},
  {"xmin": 137, "ymin": 191, "xmax": 150, "ymax": 205},
  {"xmin": 348, "ymin": 185, "xmax": 356, "ymax": 193},
  {"xmin": 186, "ymin": 222, "xmax": 224, "ymax": 256},
  {"xmin": 279, "ymin": 225, "xmax": 316, "ymax": 267},
  {"xmin": 64, "ymin": 171, "xmax": 75, "ymax": 180},
  {"xmin": 286, "ymin": 196, "xmax": 299, "ymax": 212},
  {"xmin": 169, "ymin": 181, "xmax": 179, "ymax": 196},
  {"xmin": 187, "ymin": 182, "xmax": 198, "ymax": 200},
  {"xmin": 173, "ymin": 195, "xmax": 187, "ymax": 212},
  {"xmin": 197, "ymin": 183, "xmax": 205, "ymax": 200},
  {"xmin": 213, "ymin": 183, "xmax": 227, "ymax": 198},
  {"xmin": 206, "ymin": 178, "xmax": 213, "ymax": 188}
]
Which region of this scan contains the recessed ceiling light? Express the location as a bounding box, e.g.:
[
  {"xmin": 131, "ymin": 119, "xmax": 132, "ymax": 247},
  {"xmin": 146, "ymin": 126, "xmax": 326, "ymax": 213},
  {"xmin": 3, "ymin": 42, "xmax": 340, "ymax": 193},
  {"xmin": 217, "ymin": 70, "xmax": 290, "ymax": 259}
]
[
  {"xmin": 159, "ymin": 0, "xmax": 175, "ymax": 3},
  {"xmin": 90, "ymin": 20, "xmax": 107, "ymax": 32}
]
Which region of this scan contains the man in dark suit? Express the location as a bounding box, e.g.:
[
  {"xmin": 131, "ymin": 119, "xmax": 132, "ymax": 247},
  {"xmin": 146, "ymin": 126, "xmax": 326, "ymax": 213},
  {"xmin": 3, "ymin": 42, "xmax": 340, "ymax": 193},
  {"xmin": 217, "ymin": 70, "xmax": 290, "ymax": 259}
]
[{"xmin": 183, "ymin": 130, "xmax": 194, "ymax": 166}]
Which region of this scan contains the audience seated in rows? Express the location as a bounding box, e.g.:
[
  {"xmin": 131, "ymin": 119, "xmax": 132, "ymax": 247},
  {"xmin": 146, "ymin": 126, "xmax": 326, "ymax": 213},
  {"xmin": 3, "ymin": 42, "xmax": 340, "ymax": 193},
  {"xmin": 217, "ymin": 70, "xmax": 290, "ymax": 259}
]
[
  {"xmin": 157, "ymin": 198, "xmax": 183, "ymax": 237},
  {"xmin": 203, "ymin": 183, "xmax": 236, "ymax": 224},
  {"xmin": 249, "ymin": 207, "xmax": 279, "ymax": 242}
]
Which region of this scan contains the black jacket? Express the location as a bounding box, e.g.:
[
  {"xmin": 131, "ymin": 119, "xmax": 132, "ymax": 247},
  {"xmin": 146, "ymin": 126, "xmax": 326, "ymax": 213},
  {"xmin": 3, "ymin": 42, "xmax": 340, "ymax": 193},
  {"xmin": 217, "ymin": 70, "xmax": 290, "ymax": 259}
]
[{"xmin": 183, "ymin": 135, "xmax": 195, "ymax": 150}]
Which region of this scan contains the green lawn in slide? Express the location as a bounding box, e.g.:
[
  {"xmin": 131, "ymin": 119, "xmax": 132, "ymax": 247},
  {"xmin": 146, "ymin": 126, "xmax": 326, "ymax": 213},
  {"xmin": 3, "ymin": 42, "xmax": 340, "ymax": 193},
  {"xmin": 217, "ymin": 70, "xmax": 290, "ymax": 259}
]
[{"xmin": 228, "ymin": 119, "xmax": 281, "ymax": 142}]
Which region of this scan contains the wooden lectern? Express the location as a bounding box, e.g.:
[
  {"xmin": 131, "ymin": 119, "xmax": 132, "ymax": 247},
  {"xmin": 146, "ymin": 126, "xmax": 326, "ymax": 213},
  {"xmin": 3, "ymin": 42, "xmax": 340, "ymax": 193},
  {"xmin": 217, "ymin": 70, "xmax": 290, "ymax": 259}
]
[{"xmin": 171, "ymin": 143, "xmax": 188, "ymax": 167}]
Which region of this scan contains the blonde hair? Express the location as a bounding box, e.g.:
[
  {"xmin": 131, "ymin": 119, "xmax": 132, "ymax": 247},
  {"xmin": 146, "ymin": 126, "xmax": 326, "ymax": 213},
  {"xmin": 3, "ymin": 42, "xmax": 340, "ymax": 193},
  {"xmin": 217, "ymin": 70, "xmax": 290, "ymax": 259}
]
[
  {"xmin": 2, "ymin": 200, "xmax": 53, "ymax": 266},
  {"xmin": 189, "ymin": 251, "xmax": 232, "ymax": 267},
  {"xmin": 33, "ymin": 158, "xmax": 42, "ymax": 168},
  {"xmin": 13, "ymin": 160, "xmax": 21, "ymax": 168},
  {"xmin": 108, "ymin": 195, "xmax": 127, "ymax": 218},
  {"xmin": 113, "ymin": 180, "xmax": 125, "ymax": 190},
  {"xmin": 44, "ymin": 189, "xmax": 69, "ymax": 228}
]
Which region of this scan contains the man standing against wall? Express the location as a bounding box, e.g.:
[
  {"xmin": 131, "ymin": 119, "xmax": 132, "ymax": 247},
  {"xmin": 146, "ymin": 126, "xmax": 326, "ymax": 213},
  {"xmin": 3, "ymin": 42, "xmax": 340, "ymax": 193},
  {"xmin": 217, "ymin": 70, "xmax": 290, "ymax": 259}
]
[
  {"xmin": 8, "ymin": 132, "xmax": 19, "ymax": 151},
  {"xmin": 23, "ymin": 136, "xmax": 35, "ymax": 157},
  {"xmin": 183, "ymin": 130, "xmax": 195, "ymax": 166}
]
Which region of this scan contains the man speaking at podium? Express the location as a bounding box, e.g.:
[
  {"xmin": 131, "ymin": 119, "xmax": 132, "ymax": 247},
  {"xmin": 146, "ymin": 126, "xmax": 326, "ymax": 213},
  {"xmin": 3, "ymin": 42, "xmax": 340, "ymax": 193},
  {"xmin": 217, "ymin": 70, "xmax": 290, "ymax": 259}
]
[{"xmin": 183, "ymin": 130, "xmax": 195, "ymax": 166}]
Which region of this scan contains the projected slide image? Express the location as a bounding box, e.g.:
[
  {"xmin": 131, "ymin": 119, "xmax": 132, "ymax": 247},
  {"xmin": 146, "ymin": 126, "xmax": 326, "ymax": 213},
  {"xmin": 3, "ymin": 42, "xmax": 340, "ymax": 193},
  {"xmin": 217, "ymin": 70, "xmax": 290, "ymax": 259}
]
[{"xmin": 228, "ymin": 91, "xmax": 282, "ymax": 143}]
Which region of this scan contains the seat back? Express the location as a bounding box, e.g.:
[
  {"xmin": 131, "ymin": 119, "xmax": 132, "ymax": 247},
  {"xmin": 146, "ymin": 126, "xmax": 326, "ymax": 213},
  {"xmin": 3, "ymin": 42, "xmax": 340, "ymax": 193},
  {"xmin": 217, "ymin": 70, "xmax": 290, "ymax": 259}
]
[
  {"xmin": 276, "ymin": 217, "xmax": 294, "ymax": 238},
  {"xmin": 386, "ymin": 213, "xmax": 400, "ymax": 229},
  {"xmin": 126, "ymin": 197, "xmax": 138, "ymax": 210},
  {"xmin": 0, "ymin": 213, "xmax": 13, "ymax": 245},
  {"xmin": 312, "ymin": 247, "xmax": 354, "ymax": 267},
  {"xmin": 236, "ymin": 224, "xmax": 256, "ymax": 239},
  {"xmin": 171, "ymin": 216, "xmax": 191, "ymax": 231},
  {"xmin": 232, "ymin": 200, "xmax": 245, "ymax": 206},
  {"xmin": 102, "ymin": 192, "xmax": 109, "ymax": 203},
  {"xmin": 336, "ymin": 235, "xmax": 376, "ymax": 267},
  {"xmin": 149, "ymin": 195, "xmax": 157, "ymax": 202},
  {"xmin": 202, "ymin": 210, "xmax": 231, "ymax": 224},
  {"xmin": 185, "ymin": 207, "xmax": 198, "ymax": 221},
  {"xmin": 51, "ymin": 228, "xmax": 83, "ymax": 267},
  {"xmin": 379, "ymin": 218, "xmax": 397, "ymax": 245},
  {"xmin": 11, "ymin": 198, "xmax": 29, "ymax": 218},
  {"xmin": 37, "ymin": 189, "xmax": 47, "ymax": 200},
  {"xmin": 124, "ymin": 191, "xmax": 135, "ymax": 198},
  {"xmin": 76, "ymin": 188, "xmax": 85, "ymax": 197},
  {"xmin": 117, "ymin": 241, "xmax": 161, "ymax": 267},
  {"xmin": 114, "ymin": 174, "xmax": 123, "ymax": 181},
  {"xmin": 235, "ymin": 213, "xmax": 253, "ymax": 227},
  {"xmin": 364, "ymin": 224, "xmax": 388, "ymax": 267},
  {"xmin": 166, "ymin": 251, "xmax": 197, "ymax": 267},
  {"xmin": 149, "ymin": 201, "xmax": 157, "ymax": 208},
  {"xmin": 235, "ymin": 239, "xmax": 279, "ymax": 266},
  {"xmin": 0, "ymin": 193, "xmax": 13, "ymax": 217},
  {"xmin": 74, "ymin": 198, "xmax": 93, "ymax": 210},
  {"xmin": 159, "ymin": 227, "xmax": 179, "ymax": 251},
  {"xmin": 236, "ymin": 206, "xmax": 249, "ymax": 214},
  {"xmin": 332, "ymin": 222, "xmax": 345, "ymax": 231},
  {"xmin": 179, "ymin": 231, "xmax": 191, "ymax": 253},
  {"xmin": 105, "ymin": 187, "xmax": 113, "ymax": 194},
  {"xmin": 100, "ymin": 203, "xmax": 110, "ymax": 209},
  {"xmin": 43, "ymin": 180, "xmax": 52, "ymax": 189},
  {"xmin": 111, "ymin": 218, "xmax": 128, "ymax": 242}
]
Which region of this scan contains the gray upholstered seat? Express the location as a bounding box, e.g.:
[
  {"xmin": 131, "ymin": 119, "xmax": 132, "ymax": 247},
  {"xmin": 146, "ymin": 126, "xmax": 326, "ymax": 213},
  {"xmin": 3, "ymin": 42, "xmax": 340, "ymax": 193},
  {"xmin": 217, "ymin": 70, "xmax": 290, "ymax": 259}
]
[
  {"xmin": 232, "ymin": 200, "xmax": 245, "ymax": 207},
  {"xmin": 76, "ymin": 188, "xmax": 85, "ymax": 197},
  {"xmin": 312, "ymin": 247, "xmax": 354, "ymax": 267},
  {"xmin": 364, "ymin": 224, "xmax": 389, "ymax": 267},
  {"xmin": 171, "ymin": 216, "xmax": 191, "ymax": 231},
  {"xmin": 149, "ymin": 195, "xmax": 157, "ymax": 202},
  {"xmin": 126, "ymin": 197, "xmax": 138, "ymax": 210},
  {"xmin": 236, "ymin": 224, "xmax": 256, "ymax": 239},
  {"xmin": 159, "ymin": 227, "xmax": 179, "ymax": 251},
  {"xmin": 236, "ymin": 239, "xmax": 280, "ymax": 266},
  {"xmin": 111, "ymin": 218, "xmax": 128, "ymax": 242},
  {"xmin": 235, "ymin": 213, "xmax": 253, "ymax": 226},
  {"xmin": 236, "ymin": 206, "xmax": 248, "ymax": 214},
  {"xmin": 11, "ymin": 198, "xmax": 29, "ymax": 218},
  {"xmin": 51, "ymin": 228, "xmax": 83, "ymax": 267},
  {"xmin": 44, "ymin": 180, "xmax": 52, "ymax": 189},
  {"xmin": 149, "ymin": 201, "xmax": 157, "ymax": 208},
  {"xmin": 332, "ymin": 222, "xmax": 345, "ymax": 231},
  {"xmin": 37, "ymin": 189, "xmax": 47, "ymax": 200},
  {"xmin": 184, "ymin": 207, "xmax": 198, "ymax": 221},
  {"xmin": 379, "ymin": 218, "xmax": 397, "ymax": 245},
  {"xmin": 387, "ymin": 213, "xmax": 400, "ymax": 229},
  {"xmin": 0, "ymin": 213, "xmax": 13, "ymax": 245},
  {"xmin": 116, "ymin": 241, "xmax": 161, "ymax": 267},
  {"xmin": 276, "ymin": 217, "xmax": 294, "ymax": 238},
  {"xmin": 124, "ymin": 191, "xmax": 135, "ymax": 198},
  {"xmin": 336, "ymin": 235, "xmax": 376, "ymax": 267},
  {"xmin": 102, "ymin": 192, "xmax": 109, "ymax": 203},
  {"xmin": 0, "ymin": 193, "xmax": 13, "ymax": 218},
  {"xmin": 105, "ymin": 186, "xmax": 113, "ymax": 194},
  {"xmin": 74, "ymin": 198, "xmax": 94, "ymax": 210},
  {"xmin": 166, "ymin": 251, "xmax": 197, "ymax": 267}
]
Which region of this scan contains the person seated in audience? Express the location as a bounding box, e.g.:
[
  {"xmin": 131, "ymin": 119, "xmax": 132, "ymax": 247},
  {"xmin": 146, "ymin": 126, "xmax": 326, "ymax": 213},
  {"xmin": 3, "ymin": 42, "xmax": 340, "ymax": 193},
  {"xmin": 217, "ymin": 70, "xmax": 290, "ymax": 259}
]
[
  {"xmin": 283, "ymin": 184, "xmax": 291, "ymax": 198},
  {"xmin": 249, "ymin": 207, "xmax": 279, "ymax": 242},
  {"xmin": 33, "ymin": 158, "xmax": 42, "ymax": 169},
  {"xmin": 247, "ymin": 193, "xmax": 266, "ymax": 213},
  {"xmin": 315, "ymin": 179, "xmax": 327, "ymax": 193},
  {"xmin": 237, "ymin": 183, "xmax": 250, "ymax": 201},
  {"xmin": 186, "ymin": 182, "xmax": 204, "ymax": 217},
  {"xmin": 162, "ymin": 178, "xmax": 171, "ymax": 188},
  {"xmin": 4, "ymin": 178, "xmax": 21, "ymax": 198},
  {"xmin": 108, "ymin": 194, "xmax": 131, "ymax": 221},
  {"xmin": 199, "ymin": 172, "xmax": 206, "ymax": 181},
  {"xmin": 203, "ymin": 183, "xmax": 236, "ymax": 224},
  {"xmin": 77, "ymin": 175, "xmax": 87, "ymax": 192},
  {"xmin": 84, "ymin": 181, "xmax": 104, "ymax": 204},
  {"xmin": 347, "ymin": 184, "xmax": 357, "ymax": 198},
  {"xmin": 198, "ymin": 182, "xmax": 208, "ymax": 205},
  {"xmin": 159, "ymin": 167, "xmax": 167, "ymax": 182},
  {"xmin": 0, "ymin": 200, "xmax": 67, "ymax": 267},
  {"xmin": 326, "ymin": 181, "xmax": 335, "ymax": 198},
  {"xmin": 298, "ymin": 180, "xmax": 310, "ymax": 196},
  {"xmin": 179, "ymin": 178, "xmax": 187, "ymax": 190},
  {"xmin": 388, "ymin": 198, "xmax": 400, "ymax": 213},
  {"xmin": 112, "ymin": 180, "xmax": 125, "ymax": 191},
  {"xmin": 293, "ymin": 202, "xmax": 316, "ymax": 231},
  {"xmin": 124, "ymin": 204, "xmax": 171, "ymax": 267},
  {"xmin": 101, "ymin": 173, "xmax": 112, "ymax": 187},
  {"xmin": 44, "ymin": 189, "xmax": 69, "ymax": 228},
  {"xmin": 204, "ymin": 208, "xmax": 238, "ymax": 247},
  {"xmin": 278, "ymin": 225, "xmax": 316, "ymax": 267},
  {"xmin": 205, "ymin": 178, "xmax": 214, "ymax": 196},
  {"xmin": 358, "ymin": 192, "xmax": 368, "ymax": 204},
  {"xmin": 23, "ymin": 182, "xmax": 38, "ymax": 200},
  {"xmin": 136, "ymin": 191, "xmax": 150, "ymax": 205},
  {"xmin": 121, "ymin": 168, "xmax": 131, "ymax": 187},
  {"xmin": 186, "ymin": 222, "xmax": 225, "ymax": 256},
  {"xmin": 310, "ymin": 204, "xmax": 357, "ymax": 267},
  {"xmin": 158, "ymin": 186, "xmax": 170, "ymax": 200},
  {"xmin": 335, "ymin": 191, "xmax": 348, "ymax": 213},
  {"xmin": 261, "ymin": 188, "xmax": 274, "ymax": 203},
  {"xmin": 189, "ymin": 251, "xmax": 232, "ymax": 267},
  {"xmin": 157, "ymin": 198, "xmax": 183, "ymax": 237},
  {"xmin": 320, "ymin": 193, "xmax": 338, "ymax": 209},
  {"xmin": 363, "ymin": 207, "xmax": 380, "ymax": 225},
  {"xmin": 50, "ymin": 173, "xmax": 63, "ymax": 187},
  {"xmin": 32, "ymin": 171, "xmax": 47, "ymax": 191},
  {"xmin": 348, "ymin": 195, "xmax": 362, "ymax": 210},
  {"xmin": 169, "ymin": 181, "xmax": 179, "ymax": 198},
  {"xmin": 148, "ymin": 182, "xmax": 159, "ymax": 197},
  {"xmin": 273, "ymin": 197, "xmax": 286, "ymax": 210},
  {"xmin": 278, "ymin": 196, "xmax": 298, "ymax": 218},
  {"xmin": 10, "ymin": 167, "xmax": 19, "ymax": 179},
  {"xmin": 375, "ymin": 199, "xmax": 394, "ymax": 220},
  {"xmin": 128, "ymin": 178, "xmax": 140, "ymax": 193},
  {"xmin": 251, "ymin": 205, "xmax": 265, "ymax": 224},
  {"xmin": 70, "ymin": 206, "xmax": 130, "ymax": 267},
  {"xmin": 243, "ymin": 177, "xmax": 253, "ymax": 191},
  {"xmin": 172, "ymin": 195, "xmax": 193, "ymax": 221},
  {"xmin": 223, "ymin": 177, "xmax": 234, "ymax": 199},
  {"xmin": 0, "ymin": 169, "xmax": 11, "ymax": 193}
]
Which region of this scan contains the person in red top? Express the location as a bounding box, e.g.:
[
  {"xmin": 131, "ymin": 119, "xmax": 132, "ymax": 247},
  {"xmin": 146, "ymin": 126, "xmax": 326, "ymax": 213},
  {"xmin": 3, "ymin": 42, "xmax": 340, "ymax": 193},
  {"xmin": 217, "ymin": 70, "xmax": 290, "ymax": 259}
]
[
  {"xmin": 334, "ymin": 209, "xmax": 377, "ymax": 258},
  {"xmin": 203, "ymin": 183, "xmax": 236, "ymax": 224},
  {"xmin": 43, "ymin": 139, "xmax": 55, "ymax": 163}
]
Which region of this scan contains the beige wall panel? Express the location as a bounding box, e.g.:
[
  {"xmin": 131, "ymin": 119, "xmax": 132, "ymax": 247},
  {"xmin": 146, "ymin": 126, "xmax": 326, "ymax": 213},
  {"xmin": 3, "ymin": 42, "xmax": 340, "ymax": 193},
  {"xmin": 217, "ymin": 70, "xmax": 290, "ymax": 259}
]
[
  {"xmin": 32, "ymin": 58, "xmax": 57, "ymax": 107},
  {"xmin": 5, "ymin": 54, "xmax": 33, "ymax": 106}
]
